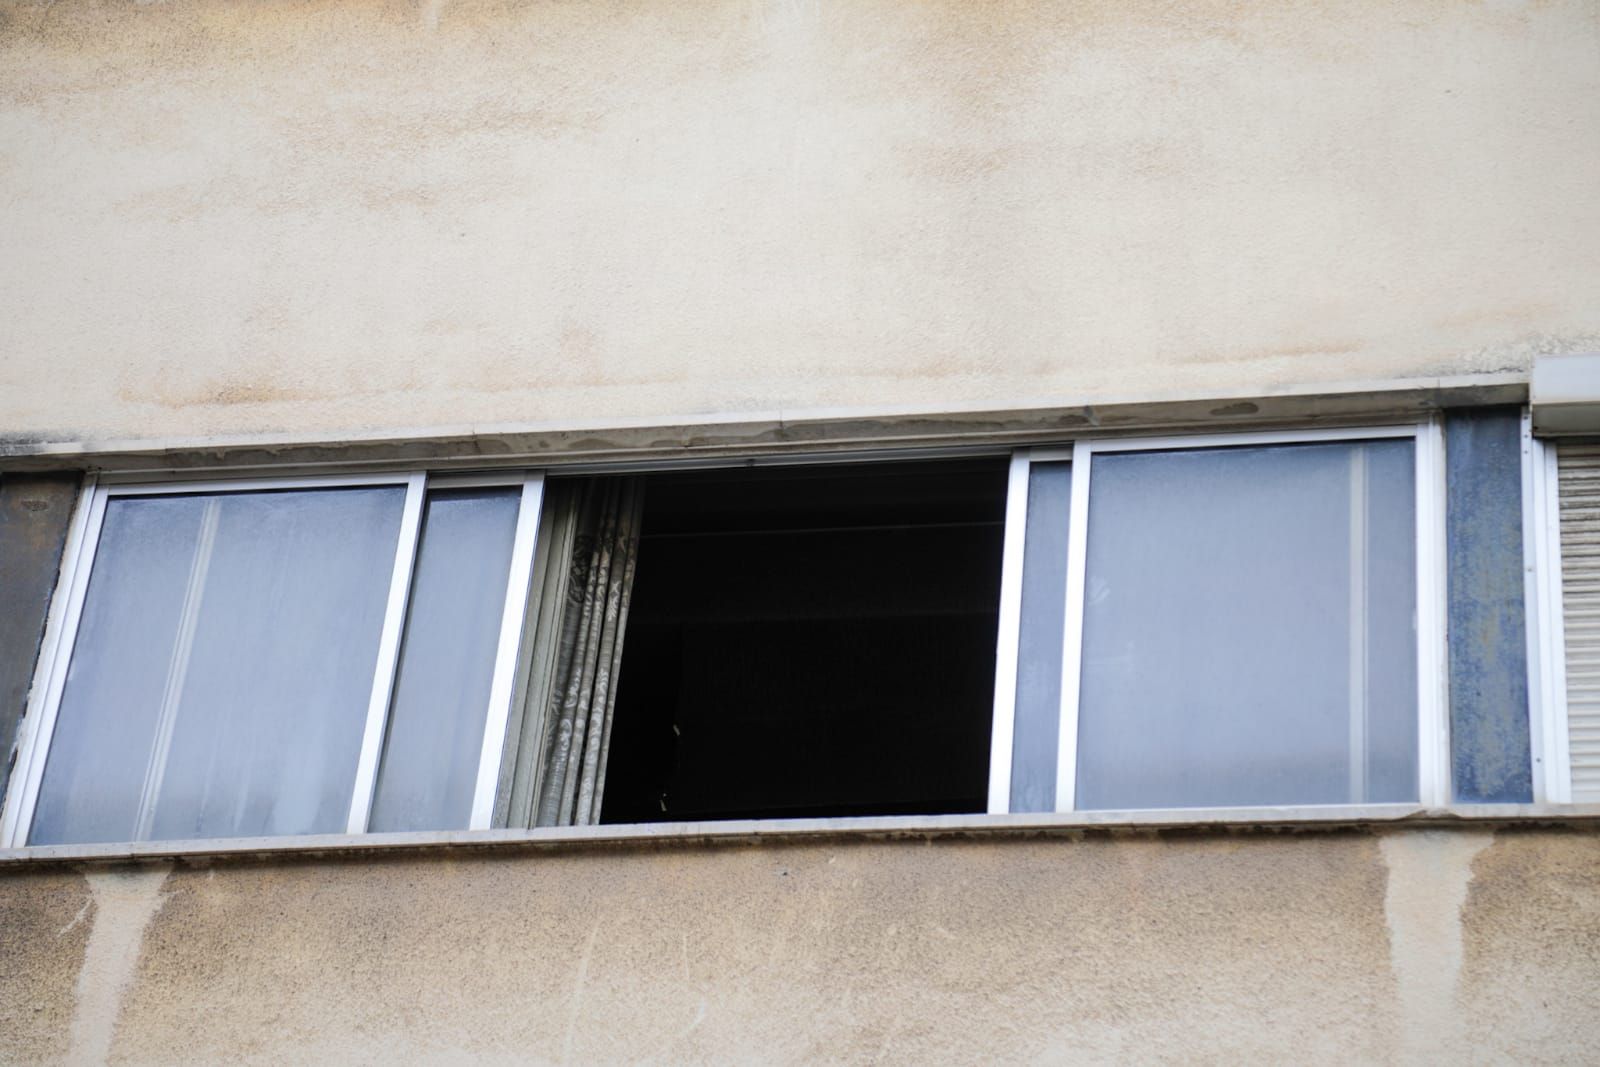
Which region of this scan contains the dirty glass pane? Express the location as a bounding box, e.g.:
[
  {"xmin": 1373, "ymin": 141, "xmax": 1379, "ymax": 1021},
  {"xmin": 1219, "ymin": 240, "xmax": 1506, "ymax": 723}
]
[
  {"xmin": 29, "ymin": 487, "xmax": 404, "ymax": 845},
  {"xmin": 1075, "ymin": 440, "xmax": 1417, "ymax": 810},
  {"xmin": 369, "ymin": 487, "xmax": 521, "ymax": 832},
  {"xmin": 1011, "ymin": 461, "xmax": 1071, "ymax": 812}
]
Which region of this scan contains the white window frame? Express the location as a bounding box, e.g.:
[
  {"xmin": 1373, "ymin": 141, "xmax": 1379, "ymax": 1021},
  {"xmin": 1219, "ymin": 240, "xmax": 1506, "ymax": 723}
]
[
  {"xmin": 988, "ymin": 420, "xmax": 1451, "ymax": 814},
  {"xmin": 1523, "ymin": 414, "xmax": 1573, "ymax": 803},
  {"xmin": 0, "ymin": 469, "xmax": 545, "ymax": 847}
]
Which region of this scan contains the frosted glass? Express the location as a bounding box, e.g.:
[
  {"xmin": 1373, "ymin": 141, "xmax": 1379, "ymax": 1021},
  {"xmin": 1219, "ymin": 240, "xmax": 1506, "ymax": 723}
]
[
  {"xmin": 1010, "ymin": 462, "xmax": 1071, "ymax": 812},
  {"xmin": 369, "ymin": 488, "xmax": 521, "ymax": 832},
  {"xmin": 30, "ymin": 487, "xmax": 404, "ymax": 845},
  {"xmin": 1075, "ymin": 441, "xmax": 1417, "ymax": 810}
]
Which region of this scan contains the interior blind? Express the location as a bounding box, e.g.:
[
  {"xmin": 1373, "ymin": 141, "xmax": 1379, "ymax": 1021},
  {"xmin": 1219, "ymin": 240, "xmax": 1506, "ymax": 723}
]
[{"xmin": 1560, "ymin": 442, "xmax": 1600, "ymax": 801}]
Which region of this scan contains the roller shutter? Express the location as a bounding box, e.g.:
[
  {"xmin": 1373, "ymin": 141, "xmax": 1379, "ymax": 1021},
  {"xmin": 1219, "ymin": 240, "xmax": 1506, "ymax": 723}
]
[{"xmin": 1560, "ymin": 442, "xmax": 1600, "ymax": 801}]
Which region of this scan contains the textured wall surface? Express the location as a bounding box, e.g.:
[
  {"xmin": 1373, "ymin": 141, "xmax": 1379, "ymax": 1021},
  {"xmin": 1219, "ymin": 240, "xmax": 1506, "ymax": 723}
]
[
  {"xmin": 2, "ymin": 0, "xmax": 1598, "ymax": 448},
  {"xmin": 1446, "ymin": 408, "xmax": 1533, "ymax": 803},
  {"xmin": 0, "ymin": 827, "xmax": 1596, "ymax": 1065}
]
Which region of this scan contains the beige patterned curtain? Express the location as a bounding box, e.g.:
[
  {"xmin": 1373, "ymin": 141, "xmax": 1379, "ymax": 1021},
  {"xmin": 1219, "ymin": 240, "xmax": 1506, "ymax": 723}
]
[{"xmin": 496, "ymin": 477, "xmax": 644, "ymax": 828}]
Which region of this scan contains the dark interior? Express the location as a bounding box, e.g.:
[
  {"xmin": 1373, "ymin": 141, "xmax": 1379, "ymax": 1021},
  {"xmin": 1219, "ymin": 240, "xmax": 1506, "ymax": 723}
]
[{"xmin": 598, "ymin": 458, "xmax": 1007, "ymax": 824}]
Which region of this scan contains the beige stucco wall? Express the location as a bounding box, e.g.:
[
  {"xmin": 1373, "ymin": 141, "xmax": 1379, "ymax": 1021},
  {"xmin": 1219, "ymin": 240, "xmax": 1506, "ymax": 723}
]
[
  {"xmin": 1, "ymin": 0, "xmax": 1598, "ymax": 449},
  {"xmin": 0, "ymin": 827, "xmax": 1597, "ymax": 1064}
]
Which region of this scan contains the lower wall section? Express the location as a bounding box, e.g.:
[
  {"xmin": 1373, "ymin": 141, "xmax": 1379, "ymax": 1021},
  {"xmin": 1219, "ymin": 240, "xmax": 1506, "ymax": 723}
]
[{"xmin": 0, "ymin": 827, "xmax": 1596, "ymax": 1064}]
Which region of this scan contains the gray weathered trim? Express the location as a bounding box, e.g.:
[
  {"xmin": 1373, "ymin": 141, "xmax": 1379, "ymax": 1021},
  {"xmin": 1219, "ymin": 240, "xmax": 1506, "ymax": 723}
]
[
  {"xmin": 1532, "ymin": 353, "xmax": 1600, "ymax": 435},
  {"xmin": 0, "ymin": 474, "xmax": 82, "ymax": 804},
  {"xmin": 0, "ymin": 373, "xmax": 1526, "ymax": 475}
]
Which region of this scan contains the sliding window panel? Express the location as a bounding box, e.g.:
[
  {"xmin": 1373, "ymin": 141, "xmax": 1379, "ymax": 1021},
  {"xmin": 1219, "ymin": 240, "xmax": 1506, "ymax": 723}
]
[
  {"xmin": 1010, "ymin": 462, "xmax": 1072, "ymax": 812},
  {"xmin": 368, "ymin": 488, "xmax": 522, "ymax": 832},
  {"xmin": 29, "ymin": 487, "xmax": 405, "ymax": 845},
  {"xmin": 1075, "ymin": 440, "xmax": 1418, "ymax": 810}
]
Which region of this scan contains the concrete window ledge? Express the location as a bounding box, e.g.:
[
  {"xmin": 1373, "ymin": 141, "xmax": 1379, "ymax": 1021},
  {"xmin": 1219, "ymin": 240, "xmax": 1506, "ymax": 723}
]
[{"xmin": 3, "ymin": 804, "xmax": 1598, "ymax": 868}]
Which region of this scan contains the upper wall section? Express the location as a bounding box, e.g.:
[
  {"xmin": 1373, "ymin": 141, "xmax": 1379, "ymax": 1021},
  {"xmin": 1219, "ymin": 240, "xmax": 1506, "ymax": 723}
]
[{"xmin": 2, "ymin": 0, "xmax": 1598, "ymax": 446}]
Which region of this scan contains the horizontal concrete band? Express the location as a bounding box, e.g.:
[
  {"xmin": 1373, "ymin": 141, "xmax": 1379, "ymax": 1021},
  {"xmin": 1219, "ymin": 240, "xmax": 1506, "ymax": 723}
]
[
  {"xmin": 5, "ymin": 803, "xmax": 1598, "ymax": 869},
  {"xmin": 0, "ymin": 373, "xmax": 1527, "ymax": 475}
]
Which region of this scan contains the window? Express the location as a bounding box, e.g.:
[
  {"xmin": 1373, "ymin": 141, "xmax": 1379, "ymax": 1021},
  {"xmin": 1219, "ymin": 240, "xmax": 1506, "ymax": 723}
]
[
  {"xmin": 989, "ymin": 425, "xmax": 1449, "ymax": 814},
  {"xmin": 2, "ymin": 422, "xmax": 1454, "ymax": 849},
  {"xmin": 4, "ymin": 473, "xmax": 542, "ymax": 846}
]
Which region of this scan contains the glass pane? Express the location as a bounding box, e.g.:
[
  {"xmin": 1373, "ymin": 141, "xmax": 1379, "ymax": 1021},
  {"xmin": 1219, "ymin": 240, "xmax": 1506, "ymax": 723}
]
[
  {"xmin": 30, "ymin": 486, "xmax": 405, "ymax": 845},
  {"xmin": 1075, "ymin": 440, "xmax": 1417, "ymax": 810},
  {"xmin": 1011, "ymin": 461, "xmax": 1071, "ymax": 812},
  {"xmin": 369, "ymin": 487, "xmax": 522, "ymax": 832}
]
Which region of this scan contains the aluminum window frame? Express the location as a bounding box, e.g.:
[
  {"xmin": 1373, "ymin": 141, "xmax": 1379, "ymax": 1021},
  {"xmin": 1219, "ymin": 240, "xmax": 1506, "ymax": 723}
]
[
  {"xmin": 988, "ymin": 420, "xmax": 1450, "ymax": 814},
  {"xmin": 1524, "ymin": 417, "xmax": 1575, "ymax": 803},
  {"xmin": 0, "ymin": 469, "xmax": 545, "ymax": 847},
  {"xmin": 5, "ymin": 426, "xmax": 1460, "ymax": 846}
]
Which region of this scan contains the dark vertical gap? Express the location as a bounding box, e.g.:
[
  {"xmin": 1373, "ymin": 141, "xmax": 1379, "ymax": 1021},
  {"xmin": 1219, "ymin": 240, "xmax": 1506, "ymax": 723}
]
[{"xmin": 599, "ymin": 459, "xmax": 1007, "ymax": 823}]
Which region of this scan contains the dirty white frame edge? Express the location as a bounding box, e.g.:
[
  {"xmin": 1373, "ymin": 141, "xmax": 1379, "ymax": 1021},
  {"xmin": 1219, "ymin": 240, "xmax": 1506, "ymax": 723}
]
[
  {"xmin": 1418, "ymin": 416, "xmax": 1451, "ymax": 807},
  {"xmin": 987, "ymin": 446, "xmax": 1074, "ymax": 814},
  {"xmin": 0, "ymin": 476, "xmax": 103, "ymax": 847},
  {"xmin": 345, "ymin": 473, "xmax": 429, "ymax": 834},
  {"xmin": 984, "ymin": 421, "xmax": 1447, "ymax": 815},
  {"xmin": 1, "ymin": 469, "xmax": 546, "ymax": 847},
  {"xmin": 1524, "ymin": 415, "xmax": 1572, "ymax": 803},
  {"xmin": 985, "ymin": 452, "xmax": 1034, "ymax": 813},
  {"xmin": 468, "ymin": 474, "xmax": 544, "ymax": 830}
]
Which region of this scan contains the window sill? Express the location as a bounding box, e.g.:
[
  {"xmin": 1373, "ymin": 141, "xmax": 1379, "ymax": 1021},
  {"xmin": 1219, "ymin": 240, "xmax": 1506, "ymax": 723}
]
[{"xmin": 2, "ymin": 803, "xmax": 1598, "ymax": 867}]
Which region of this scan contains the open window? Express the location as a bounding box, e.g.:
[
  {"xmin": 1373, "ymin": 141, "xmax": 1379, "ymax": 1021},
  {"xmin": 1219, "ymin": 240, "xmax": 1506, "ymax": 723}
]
[
  {"xmin": 2, "ymin": 422, "xmax": 1455, "ymax": 849},
  {"xmin": 597, "ymin": 460, "xmax": 1007, "ymax": 822}
]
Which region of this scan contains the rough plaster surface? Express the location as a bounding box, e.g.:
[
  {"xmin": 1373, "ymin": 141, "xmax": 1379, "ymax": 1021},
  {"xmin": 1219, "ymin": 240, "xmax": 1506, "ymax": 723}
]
[
  {"xmin": 0, "ymin": 829, "xmax": 1598, "ymax": 1065},
  {"xmin": 0, "ymin": 868, "xmax": 91, "ymax": 1065},
  {"xmin": 1457, "ymin": 829, "xmax": 1600, "ymax": 1062},
  {"xmin": 1, "ymin": 0, "xmax": 1598, "ymax": 446}
]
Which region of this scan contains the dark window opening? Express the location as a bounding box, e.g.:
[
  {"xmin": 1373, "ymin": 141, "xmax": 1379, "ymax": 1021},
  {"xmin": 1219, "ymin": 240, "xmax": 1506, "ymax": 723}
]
[{"xmin": 599, "ymin": 459, "xmax": 1007, "ymax": 823}]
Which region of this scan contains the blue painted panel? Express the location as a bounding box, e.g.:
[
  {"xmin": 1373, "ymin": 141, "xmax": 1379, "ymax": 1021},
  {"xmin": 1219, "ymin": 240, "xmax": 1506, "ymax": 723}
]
[{"xmin": 1446, "ymin": 408, "xmax": 1533, "ymax": 803}]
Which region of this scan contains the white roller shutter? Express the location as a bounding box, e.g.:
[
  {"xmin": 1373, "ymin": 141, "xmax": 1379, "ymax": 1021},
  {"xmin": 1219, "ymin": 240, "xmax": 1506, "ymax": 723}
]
[{"xmin": 1559, "ymin": 442, "xmax": 1600, "ymax": 801}]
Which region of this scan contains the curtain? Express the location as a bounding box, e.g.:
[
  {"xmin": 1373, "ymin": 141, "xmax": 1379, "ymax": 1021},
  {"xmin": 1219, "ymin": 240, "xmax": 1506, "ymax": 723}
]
[{"xmin": 495, "ymin": 477, "xmax": 644, "ymax": 828}]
